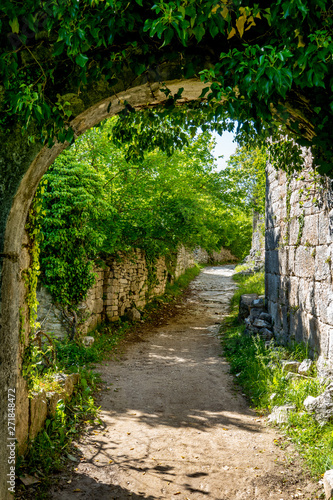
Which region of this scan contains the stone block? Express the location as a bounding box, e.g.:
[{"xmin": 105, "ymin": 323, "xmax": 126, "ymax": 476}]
[
  {"xmin": 315, "ymin": 245, "xmax": 331, "ymax": 281},
  {"xmin": 265, "ymin": 250, "xmax": 280, "ymax": 274},
  {"xmin": 294, "ymin": 246, "xmax": 315, "ymax": 278},
  {"xmin": 266, "ymin": 274, "xmax": 280, "ymax": 303},
  {"xmin": 266, "ymin": 228, "xmax": 280, "ymax": 251},
  {"xmin": 253, "ymin": 318, "xmax": 271, "ymax": 329},
  {"xmin": 29, "ymin": 391, "xmax": 48, "ymax": 440},
  {"xmin": 301, "ymin": 214, "xmax": 319, "ymax": 246},
  {"xmin": 127, "ymin": 308, "xmax": 141, "ymax": 321},
  {"xmin": 93, "ymin": 298, "xmax": 103, "ymax": 314},
  {"xmin": 289, "ymin": 216, "xmax": 300, "ymax": 245},
  {"xmin": 83, "ymin": 336, "xmax": 94, "ymax": 347},
  {"xmin": 319, "ymin": 211, "xmax": 330, "ymax": 245}
]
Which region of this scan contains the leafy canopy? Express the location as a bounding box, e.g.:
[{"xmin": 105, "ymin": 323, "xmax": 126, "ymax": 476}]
[{"xmin": 0, "ymin": 1, "xmax": 332, "ymax": 173}]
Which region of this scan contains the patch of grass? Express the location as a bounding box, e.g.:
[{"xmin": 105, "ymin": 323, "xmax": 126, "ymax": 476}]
[
  {"xmin": 221, "ymin": 272, "xmax": 332, "ymax": 478},
  {"xmin": 234, "ymin": 261, "xmax": 255, "ymax": 273}
]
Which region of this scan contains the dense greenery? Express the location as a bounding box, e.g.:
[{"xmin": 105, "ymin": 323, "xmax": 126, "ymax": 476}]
[
  {"xmin": 39, "ymin": 120, "xmax": 261, "ymax": 308},
  {"xmin": 0, "ymin": 1, "xmax": 332, "ymax": 173},
  {"xmin": 222, "ymin": 271, "xmax": 333, "ymax": 476}
]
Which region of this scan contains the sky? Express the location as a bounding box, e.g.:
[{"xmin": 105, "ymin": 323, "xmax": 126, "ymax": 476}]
[{"xmin": 211, "ymin": 130, "xmax": 238, "ymax": 171}]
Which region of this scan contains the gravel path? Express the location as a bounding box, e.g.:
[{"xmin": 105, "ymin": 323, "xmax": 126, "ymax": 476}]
[{"xmin": 50, "ymin": 266, "xmax": 322, "ymax": 500}]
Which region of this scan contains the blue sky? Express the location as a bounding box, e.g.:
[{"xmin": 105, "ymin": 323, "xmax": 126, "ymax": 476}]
[{"xmin": 211, "ymin": 130, "xmax": 238, "ymax": 171}]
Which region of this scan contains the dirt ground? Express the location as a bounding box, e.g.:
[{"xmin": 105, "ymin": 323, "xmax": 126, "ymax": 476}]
[{"xmin": 49, "ymin": 265, "xmax": 323, "ymax": 500}]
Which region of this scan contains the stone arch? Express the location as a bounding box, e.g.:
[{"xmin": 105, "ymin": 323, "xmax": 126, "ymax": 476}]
[{"xmin": 0, "ymin": 77, "xmax": 206, "ymax": 498}]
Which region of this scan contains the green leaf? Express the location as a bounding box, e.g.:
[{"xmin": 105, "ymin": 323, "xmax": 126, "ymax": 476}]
[
  {"xmin": 75, "ymin": 53, "xmax": 89, "ymax": 68},
  {"xmin": 9, "ymin": 18, "xmax": 19, "ymax": 34}
]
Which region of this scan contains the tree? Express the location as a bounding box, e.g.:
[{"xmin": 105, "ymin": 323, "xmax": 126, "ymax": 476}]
[{"xmin": 221, "ymin": 145, "xmax": 267, "ymax": 215}]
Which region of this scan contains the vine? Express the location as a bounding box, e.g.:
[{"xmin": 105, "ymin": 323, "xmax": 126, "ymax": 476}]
[
  {"xmin": 23, "ymin": 179, "xmax": 47, "ymax": 332},
  {"xmin": 22, "ymin": 179, "xmax": 57, "ymax": 388}
]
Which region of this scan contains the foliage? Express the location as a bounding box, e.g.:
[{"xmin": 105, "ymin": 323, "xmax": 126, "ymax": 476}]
[
  {"xmin": 23, "ymin": 180, "xmax": 47, "ymax": 331},
  {"xmin": 0, "ymin": 1, "xmax": 332, "ymax": 173},
  {"xmin": 39, "ymin": 120, "xmax": 253, "ymax": 308},
  {"xmin": 221, "ymin": 145, "xmax": 267, "ymax": 215},
  {"xmin": 40, "ymin": 152, "xmax": 111, "ymax": 307},
  {"xmin": 221, "ymin": 271, "xmax": 333, "ymax": 477}
]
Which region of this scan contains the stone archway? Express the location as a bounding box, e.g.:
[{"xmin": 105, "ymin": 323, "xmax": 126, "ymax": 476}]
[{"xmin": 0, "ymin": 77, "xmax": 206, "ymax": 498}]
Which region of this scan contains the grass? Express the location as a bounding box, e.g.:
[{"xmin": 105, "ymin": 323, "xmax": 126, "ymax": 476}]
[{"xmin": 221, "ymin": 271, "xmax": 333, "ymax": 477}]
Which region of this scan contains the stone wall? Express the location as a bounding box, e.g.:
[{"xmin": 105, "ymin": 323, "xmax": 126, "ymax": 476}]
[
  {"xmin": 37, "ymin": 245, "xmax": 236, "ymax": 338},
  {"xmin": 266, "ymin": 151, "xmax": 333, "ymax": 360}
]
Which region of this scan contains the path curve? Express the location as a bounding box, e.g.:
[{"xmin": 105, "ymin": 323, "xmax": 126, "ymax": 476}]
[{"xmin": 51, "ymin": 266, "xmax": 321, "ymax": 499}]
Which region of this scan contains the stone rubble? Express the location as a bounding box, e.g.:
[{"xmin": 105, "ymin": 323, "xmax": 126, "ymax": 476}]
[{"xmin": 239, "ymin": 294, "xmax": 274, "ymax": 340}]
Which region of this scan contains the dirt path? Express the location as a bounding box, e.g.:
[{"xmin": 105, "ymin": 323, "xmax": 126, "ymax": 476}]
[{"xmin": 50, "ymin": 266, "xmax": 322, "ymax": 500}]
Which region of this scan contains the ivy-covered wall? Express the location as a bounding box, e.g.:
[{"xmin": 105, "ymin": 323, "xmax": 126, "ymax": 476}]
[{"xmin": 266, "ymin": 152, "xmax": 333, "ymax": 361}]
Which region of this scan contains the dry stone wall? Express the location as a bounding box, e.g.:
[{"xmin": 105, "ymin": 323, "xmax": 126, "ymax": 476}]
[
  {"xmin": 38, "ymin": 246, "xmax": 237, "ymax": 338},
  {"xmin": 266, "ymin": 150, "xmax": 333, "ymax": 361}
]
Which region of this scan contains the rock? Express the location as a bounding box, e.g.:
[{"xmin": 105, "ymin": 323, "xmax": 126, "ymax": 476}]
[
  {"xmin": 259, "ymin": 312, "xmax": 272, "ymax": 323},
  {"xmin": 259, "ymin": 328, "xmax": 274, "ymax": 340},
  {"xmin": 281, "ymin": 360, "xmax": 301, "ymax": 373},
  {"xmin": 82, "ymin": 336, "xmax": 95, "ymax": 347},
  {"xmin": 252, "ymin": 298, "xmax": 265, "ymax": 308},
  {"xmin": 238, "ymin": 294, "xmax": 258, "ymax": 321},
  {"xmin": 324, "ymin": 470, "xmax": 333, "ymax": 499},
  {"xmin": 253, "ymin": 318, "xmax": 271, "ymax": 329},
  {"xmin": 317, "ymin": 356, "xmax": 333, "ymax": 380},
  {"xmin": 249, "ymin": 308, "xmax": 262, "ymax": 320},
  {"xmin": 304, "ymin": 383, "xmax": 333, "ymax": 425},
  {"xmin": 268, "ymin": 404, "xmax": 296, "ymax": 424},
  {"xmin": 20, "ymin": 474, "xmax": 40, "ymax": 486},
  {"xmin": 298, "ymin": 359, "xmax": 313, "ymax": 376},
  {"xmin": 127, "ymin": 307, "xmax": 141, "ymax": 321}
]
